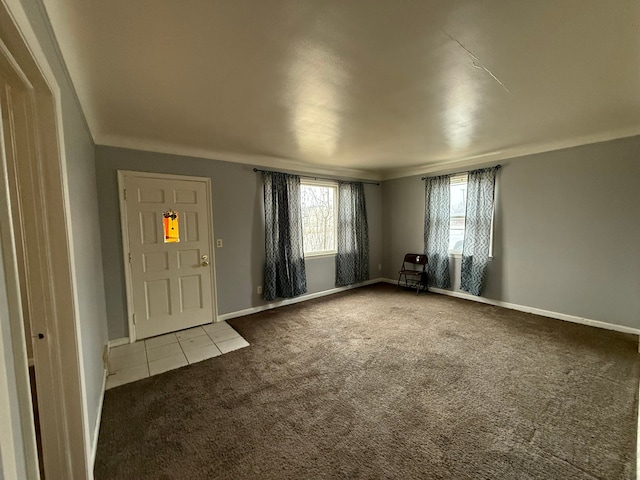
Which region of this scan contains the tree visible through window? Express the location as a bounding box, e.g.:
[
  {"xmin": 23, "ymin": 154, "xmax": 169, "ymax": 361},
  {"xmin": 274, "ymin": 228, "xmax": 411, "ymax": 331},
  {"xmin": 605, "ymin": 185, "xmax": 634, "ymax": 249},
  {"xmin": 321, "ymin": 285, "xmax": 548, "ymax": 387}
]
[
  {"xmin": 450, "ymin": 174, "xmax": 468, "ymax": 253},
  {"xmin": 300, "ymin": 181, "xmax": 337, "ymax": 255}
]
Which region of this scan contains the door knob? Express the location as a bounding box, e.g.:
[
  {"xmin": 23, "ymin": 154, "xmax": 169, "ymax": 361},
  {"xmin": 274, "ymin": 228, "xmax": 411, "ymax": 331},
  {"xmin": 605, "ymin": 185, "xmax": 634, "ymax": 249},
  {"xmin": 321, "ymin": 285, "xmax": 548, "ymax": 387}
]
[{"xmin": 202, "ymin": 260, "xmax": 210, "ymax": 266}]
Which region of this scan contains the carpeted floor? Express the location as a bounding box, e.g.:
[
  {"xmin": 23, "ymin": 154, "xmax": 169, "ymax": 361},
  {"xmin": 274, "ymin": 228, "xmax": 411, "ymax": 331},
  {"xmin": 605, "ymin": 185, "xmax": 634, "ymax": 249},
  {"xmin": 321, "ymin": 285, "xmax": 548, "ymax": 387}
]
[{"xmin": 95, "ymin": 284, "xmax": 639, "ymax": 479}]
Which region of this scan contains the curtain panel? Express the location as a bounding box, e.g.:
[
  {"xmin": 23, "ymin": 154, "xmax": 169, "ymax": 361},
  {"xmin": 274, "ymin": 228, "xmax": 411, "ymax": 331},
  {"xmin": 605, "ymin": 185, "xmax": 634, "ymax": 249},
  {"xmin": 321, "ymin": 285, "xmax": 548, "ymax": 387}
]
[
  {"xmin": 460, "ymin": 166, "xmax": 499, "ymax": 296},
  {"xmin": 424, "ymin": 175, "xmax": 451, "ymax": 289},
  {"xmin": 262, "ymin": 171, "xmax": 307, "ymax": 301},
  {"xmin": 336, "ymin": 182, "xmax": 369, "ymax": 287}
]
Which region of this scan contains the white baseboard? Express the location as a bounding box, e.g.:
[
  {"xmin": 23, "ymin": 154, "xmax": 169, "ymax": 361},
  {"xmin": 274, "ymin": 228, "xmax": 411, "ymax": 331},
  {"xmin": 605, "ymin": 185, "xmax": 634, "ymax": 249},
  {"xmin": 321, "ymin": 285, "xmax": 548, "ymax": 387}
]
[
  {"xmin": 107, "ymin": 337, "xmax": 130, "ymax": 349},
  {"xmin": 380, "ymin": 278, "xmax": 639, "ymax": 336},
  {"xmin": 112, "ymin": 279, "xmax": 638, "ymax": 338},
  {"xmin": 218, "ymin": 278, "xmax": 383, "ymax": 322},
  {"xmin": 91, "ymin": 368, "xmax": 107, "ymax": 470},
  {"xmin": 430, "ymin": 287, "xmax": 640, "ymax": 335}
]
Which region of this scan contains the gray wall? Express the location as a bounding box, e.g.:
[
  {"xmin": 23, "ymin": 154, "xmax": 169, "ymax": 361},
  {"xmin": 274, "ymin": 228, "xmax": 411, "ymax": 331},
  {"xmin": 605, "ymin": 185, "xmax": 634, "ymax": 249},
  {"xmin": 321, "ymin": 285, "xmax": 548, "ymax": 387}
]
[
  {"xmin": 383, "ymin": 135, "xmax": 640, "ymax": 329},
  {"xmin": 95, "ymin": 146, "xmax": 383, "ymax": 340},
  {"xmin": 18, "ymin": 0, "xmax": 108, "ymax": 453}
]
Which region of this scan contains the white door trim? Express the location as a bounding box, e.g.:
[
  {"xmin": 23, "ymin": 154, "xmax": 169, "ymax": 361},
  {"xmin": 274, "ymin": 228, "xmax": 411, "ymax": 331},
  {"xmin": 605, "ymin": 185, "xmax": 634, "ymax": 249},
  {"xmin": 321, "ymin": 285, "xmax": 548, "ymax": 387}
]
[
  {"xmin": 117, "ymin": 170, "xmax": 218, "ymax": 342},
  {"xmin": 0, "ymin": 130, "xmax": 38, "ymax": 480},
  {"xmin": 0, "ymin": 0, "xmax": 91, "ymax": 478}
]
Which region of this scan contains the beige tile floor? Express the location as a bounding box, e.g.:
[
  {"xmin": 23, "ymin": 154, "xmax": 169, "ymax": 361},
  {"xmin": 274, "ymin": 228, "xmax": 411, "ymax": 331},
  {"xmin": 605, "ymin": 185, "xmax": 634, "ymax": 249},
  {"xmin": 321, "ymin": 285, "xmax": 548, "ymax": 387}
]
[{"xmin": 106, "ymin": 321, "xmax": 249, "ymax": 389}]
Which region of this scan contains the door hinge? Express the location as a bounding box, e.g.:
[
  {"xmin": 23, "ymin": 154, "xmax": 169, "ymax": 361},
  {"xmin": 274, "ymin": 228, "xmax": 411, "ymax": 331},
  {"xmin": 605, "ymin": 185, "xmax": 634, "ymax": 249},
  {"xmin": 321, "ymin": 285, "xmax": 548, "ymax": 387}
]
[
  {"xmin": 128, "ymin": 253, "xmax": 132, "ymax": 263},
  {"xmin": 123, "ymin": 189, "xmax": 127, "ymax": 201},
  {"xmin": 132, "ymin": 313, "xmax": 136, "ymax": 325}
]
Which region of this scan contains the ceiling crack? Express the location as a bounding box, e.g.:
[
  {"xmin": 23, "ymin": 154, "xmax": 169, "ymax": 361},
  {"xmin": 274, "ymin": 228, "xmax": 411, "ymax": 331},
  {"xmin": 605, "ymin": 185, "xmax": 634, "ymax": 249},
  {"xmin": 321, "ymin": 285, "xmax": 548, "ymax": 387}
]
[{"xmin": 442, "ymin": 30, "xmax": 512, "ymax": 95}]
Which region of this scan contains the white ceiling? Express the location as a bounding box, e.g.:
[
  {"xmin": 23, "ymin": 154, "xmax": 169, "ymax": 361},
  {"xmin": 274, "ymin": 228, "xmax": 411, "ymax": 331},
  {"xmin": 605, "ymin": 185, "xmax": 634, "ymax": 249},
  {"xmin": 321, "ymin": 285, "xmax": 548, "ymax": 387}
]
[{"xmin": 43, "ymin": 0, "xmax": 640, "ymax": 180}]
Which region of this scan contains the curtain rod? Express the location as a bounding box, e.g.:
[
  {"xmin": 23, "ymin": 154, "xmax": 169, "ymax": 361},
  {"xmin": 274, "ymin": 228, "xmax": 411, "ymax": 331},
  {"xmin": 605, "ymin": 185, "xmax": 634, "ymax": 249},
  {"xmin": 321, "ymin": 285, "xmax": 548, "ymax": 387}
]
[
  {"xmin": 421, "ymin": 164, "xmax": 501, "ymax": 181},
  {"xmin": 253, "ymin": 168, "xmax": 380, "ymax": 186}
]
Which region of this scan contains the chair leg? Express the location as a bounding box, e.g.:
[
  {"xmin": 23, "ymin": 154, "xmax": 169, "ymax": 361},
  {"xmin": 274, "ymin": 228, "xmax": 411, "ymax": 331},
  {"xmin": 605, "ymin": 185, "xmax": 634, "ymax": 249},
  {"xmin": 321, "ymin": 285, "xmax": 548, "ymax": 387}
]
[{"xmin": 420, "ymin": 272, "xmax": 427, "ymax": 295}]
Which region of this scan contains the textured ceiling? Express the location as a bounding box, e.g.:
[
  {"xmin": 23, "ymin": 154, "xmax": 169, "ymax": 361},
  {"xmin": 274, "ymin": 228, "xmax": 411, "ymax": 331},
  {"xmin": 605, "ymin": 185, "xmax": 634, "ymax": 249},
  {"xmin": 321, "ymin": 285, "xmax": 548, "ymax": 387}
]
[{"xmin": 44, "ymin": 0, "xmax": 640, "ymax": 179}]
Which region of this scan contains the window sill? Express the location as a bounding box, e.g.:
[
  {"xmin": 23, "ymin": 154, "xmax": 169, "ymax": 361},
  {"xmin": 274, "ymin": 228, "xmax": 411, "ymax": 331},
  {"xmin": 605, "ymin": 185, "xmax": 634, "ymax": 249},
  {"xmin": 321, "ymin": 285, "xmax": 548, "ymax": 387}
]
[
  {"xmin": 305, "ymin": 252, "xmax": 337, "ymax": 259},
  {"xmin": 448, "ymin": 253, "xmax": 494, "ymax": 261}
]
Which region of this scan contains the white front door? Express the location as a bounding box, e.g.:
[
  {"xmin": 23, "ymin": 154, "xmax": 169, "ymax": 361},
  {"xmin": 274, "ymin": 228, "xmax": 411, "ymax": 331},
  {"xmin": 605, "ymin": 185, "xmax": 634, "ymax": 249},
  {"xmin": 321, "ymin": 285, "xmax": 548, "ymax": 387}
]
[{"xmin": 121, "ymin": 172, "xmax": 216, "ymax": 340}]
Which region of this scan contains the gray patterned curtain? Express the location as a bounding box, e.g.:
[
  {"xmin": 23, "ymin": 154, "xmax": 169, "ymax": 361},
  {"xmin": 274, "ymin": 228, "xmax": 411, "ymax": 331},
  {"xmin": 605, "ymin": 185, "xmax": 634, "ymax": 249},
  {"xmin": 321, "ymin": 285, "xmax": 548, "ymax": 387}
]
[
  {"xmin": 262, "ymin": 172, "xmax": 307, "ymax": 301},
  {"xmin": 424, "ymin": 175, "xmax": 451, "ymax": 289},
  {"xmin": 460, "ymin": 167, "xmax": 499, "ymax": 296},
  {"xmin": 336, "ymin": 182, "xmax": 369, "ymax": 287}
]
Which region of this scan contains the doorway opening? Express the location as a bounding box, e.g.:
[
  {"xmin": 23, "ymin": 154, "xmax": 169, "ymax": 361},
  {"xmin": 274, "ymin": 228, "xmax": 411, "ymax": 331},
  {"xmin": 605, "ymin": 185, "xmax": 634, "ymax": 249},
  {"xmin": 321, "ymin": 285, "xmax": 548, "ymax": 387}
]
[
  {"xmin": 118, "ymin": 171, "xmax": 218, "ymax": 342},
  {"xmin": 0, "ymin": 1, "xmax": 89, "ymax": 478}
]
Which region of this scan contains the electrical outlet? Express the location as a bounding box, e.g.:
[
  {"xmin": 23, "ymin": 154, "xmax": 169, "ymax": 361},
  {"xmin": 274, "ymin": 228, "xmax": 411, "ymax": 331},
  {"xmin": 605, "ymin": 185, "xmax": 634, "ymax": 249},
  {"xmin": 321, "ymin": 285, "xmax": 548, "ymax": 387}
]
[
  {"xmin": 257, "ymin": 286, "xmax": 262, "ymax": 295},
  {"xmin": 216, "ymin": 239, "xmax": 223, "ymax": 248}
]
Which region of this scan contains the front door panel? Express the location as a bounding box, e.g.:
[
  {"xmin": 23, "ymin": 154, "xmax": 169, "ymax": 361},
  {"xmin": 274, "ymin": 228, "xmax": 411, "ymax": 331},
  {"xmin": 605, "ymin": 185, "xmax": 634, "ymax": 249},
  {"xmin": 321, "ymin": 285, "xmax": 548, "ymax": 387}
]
[{"xmin": 124, "ymin": 175, "xmax": 214, "ymax": 339}]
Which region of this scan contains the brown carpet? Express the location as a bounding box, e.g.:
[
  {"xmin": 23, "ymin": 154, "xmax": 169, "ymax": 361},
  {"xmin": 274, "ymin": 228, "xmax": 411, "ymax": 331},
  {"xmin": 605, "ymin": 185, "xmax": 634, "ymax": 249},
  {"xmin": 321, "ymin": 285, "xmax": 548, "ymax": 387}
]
[{"xmin": 95, "ymin": 284, "xmax": 639, "ymax": 479}]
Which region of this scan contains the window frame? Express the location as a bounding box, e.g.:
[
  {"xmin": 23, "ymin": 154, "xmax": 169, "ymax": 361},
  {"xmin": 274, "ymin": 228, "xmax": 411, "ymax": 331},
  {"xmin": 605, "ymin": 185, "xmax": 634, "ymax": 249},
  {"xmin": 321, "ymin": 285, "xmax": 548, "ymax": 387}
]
[
  {"xmin": 299, "ymin": 179, "xmax": 339, "ymax": 257},
  {"xmin": 449, "ymin": 173, "xmax": 468, "ymax": 256},
  {"xmin": 447, "ymin": 172, "xmax": 496, "ymax": 259}
]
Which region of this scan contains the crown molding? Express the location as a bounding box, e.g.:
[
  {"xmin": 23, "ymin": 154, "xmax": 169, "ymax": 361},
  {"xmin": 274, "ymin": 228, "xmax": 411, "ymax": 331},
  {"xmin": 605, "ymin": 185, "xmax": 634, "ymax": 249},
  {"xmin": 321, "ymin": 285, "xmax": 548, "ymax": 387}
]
[
  {"xmin": 380, "ymin": 126, "xmax": 640, "ymax": 180},
  {"xmin": 96, "ymin": 125, "xmax": 640, "ymax": 184},
  {"xmin": 95, "ymin": 134, "xmax": 383, "ymax": 182}
]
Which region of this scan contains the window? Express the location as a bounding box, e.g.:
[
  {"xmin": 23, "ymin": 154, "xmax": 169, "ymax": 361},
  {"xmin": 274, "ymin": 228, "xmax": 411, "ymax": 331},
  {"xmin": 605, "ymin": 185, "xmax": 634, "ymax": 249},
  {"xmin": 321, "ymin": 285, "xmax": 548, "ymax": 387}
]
[
  {"xmin": 449, "ymin": 174, "xmax": 467, "ymax": 254},
  {"xmin": 300, "ymin": 181, "xmax": 337, "ymax": 256}
]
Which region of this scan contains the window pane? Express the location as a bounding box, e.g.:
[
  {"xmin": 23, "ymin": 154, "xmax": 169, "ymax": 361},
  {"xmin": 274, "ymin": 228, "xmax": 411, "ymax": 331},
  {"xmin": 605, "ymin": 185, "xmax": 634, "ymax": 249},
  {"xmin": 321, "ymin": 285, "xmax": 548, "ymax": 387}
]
[
  {"xmin": 449, "ymin": 176, "xmax": 467, "ymax": 252},
  {"xmin": 163, "ymin": 210, "xmax": 180, "ymax": 243},
  {"xmin": 300, "ymin": 184, "xmax": 336, "ymax": 254}
]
